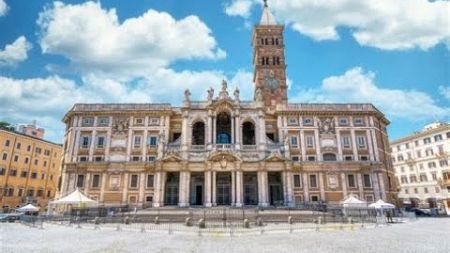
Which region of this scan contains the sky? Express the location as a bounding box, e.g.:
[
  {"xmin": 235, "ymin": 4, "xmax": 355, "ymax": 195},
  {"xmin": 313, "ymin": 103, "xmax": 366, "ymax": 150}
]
[{"xmin": 0, "ymin": 0, "xmax": 448, "ymax": 143}]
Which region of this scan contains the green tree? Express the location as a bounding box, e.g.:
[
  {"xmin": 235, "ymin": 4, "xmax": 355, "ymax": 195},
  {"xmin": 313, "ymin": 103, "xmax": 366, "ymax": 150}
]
[{"xmin": 0, "ymin": 121, "xmax": 15, "ymax": 131}]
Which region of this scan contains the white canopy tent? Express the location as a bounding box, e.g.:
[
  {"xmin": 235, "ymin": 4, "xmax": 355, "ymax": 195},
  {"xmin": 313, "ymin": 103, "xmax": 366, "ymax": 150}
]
[
  {"xmin": 341, "ymin": 195, "xmax": 368, "ymax": 208},
  {"xmin": 16, "ymin": 204, "xmax": 39, "ymax": 213},
  {"xmin": 369, "ymin": 199, "xmax": 395, "ymax": 209},
  {"xmin": 51, "ymin": 188, "xmax": 97, "ymax": 205}
]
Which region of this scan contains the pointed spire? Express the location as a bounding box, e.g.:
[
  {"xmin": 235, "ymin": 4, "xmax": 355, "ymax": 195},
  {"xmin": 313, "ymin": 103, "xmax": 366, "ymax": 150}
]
[{"xmin": 260, "ymin": 0, "xmax": 277, "ymax": 25}]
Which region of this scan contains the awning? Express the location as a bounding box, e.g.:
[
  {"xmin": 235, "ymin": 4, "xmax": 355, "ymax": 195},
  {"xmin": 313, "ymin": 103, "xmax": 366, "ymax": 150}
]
[
  {"xmin": 341, "ymin": 195, "xmax": 368, "ymax": 208},
  {"xmin": 51, "ymin": 188, "xmax": 97, "ymax": 206},
  {"xmin": 368, "ymin": 199, "xmax": 395, "ymax": 209},
  {"xmin": 16, "ymin": 204, "xmax": 40, "ymax": 212}
]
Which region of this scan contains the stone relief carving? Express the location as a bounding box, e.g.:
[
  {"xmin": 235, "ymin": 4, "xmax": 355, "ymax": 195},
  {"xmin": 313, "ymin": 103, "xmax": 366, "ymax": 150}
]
[
  {"xmin": 112, "ymin": 118, "xmax": 129, "ymax": 135},
  {"xmin": 319, "ymin": 117, "xmax": 335, "ymax": 134}
]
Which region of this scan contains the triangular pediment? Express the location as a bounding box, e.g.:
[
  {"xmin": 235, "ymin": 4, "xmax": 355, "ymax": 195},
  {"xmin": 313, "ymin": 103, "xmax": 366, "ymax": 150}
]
[
  {"xmin": 162, "ymin": 153, "xmax": 184, "ymax": 162},
  {"xmin": 265, "ymin": 152, "xmax": 287, "ymax": 162},
  {"xmin": 208, "ymin": 151, "xmax": 241, "ymax": 162}
]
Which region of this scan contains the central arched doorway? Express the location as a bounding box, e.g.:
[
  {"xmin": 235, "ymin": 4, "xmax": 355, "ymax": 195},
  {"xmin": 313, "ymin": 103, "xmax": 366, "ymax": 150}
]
[
  {"xmin": 216, "ymin": 112, "xmax": 231, "ymax": 144},
  {"xmin": 192, "ymin": 121, "xmax": 206, "ymax": 145},
  {"xmin": 242, "ymin": 121, "xmax": 256, "ymax": 145}
]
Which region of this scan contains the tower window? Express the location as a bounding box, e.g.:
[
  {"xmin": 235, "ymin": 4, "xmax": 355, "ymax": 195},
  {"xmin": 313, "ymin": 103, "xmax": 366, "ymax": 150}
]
[
  {"xmin": 275, "ymin": 38, "xmax": 279, "ymax": 45},
  {"xmin": 271, "ymin": 38, "xmax": 275, "ymax": 45},
  {"xmin": 261, "ymin": 38, "xmax": 264, "ymax": 45},
  {"xmin": 265, "ymin": 38, "xmax": 268, "ymax": 45}
]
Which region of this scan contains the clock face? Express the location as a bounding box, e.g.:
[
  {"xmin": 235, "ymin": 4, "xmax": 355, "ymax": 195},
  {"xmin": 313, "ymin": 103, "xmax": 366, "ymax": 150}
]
[{"xmin": 265, "ymin": 71, "xmax": 278, "ymax": 91}]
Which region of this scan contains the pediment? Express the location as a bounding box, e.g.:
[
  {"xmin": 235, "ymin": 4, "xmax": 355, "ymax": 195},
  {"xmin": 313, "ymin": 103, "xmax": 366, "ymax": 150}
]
[
  {"xmin": 162, "ymin": 153, "xmax": 184, "ymax": 162},
  {"xmin": 265, "ymin": 152, "xmax": 287, "ymax": 162},
  {"xmin": 208, "ymin": 151, "xmax": 241, "ymax": 162}
]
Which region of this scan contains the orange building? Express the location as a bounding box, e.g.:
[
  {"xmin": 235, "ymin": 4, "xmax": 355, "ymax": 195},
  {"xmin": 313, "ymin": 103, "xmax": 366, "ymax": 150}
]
[{"xmin": 0, "ymin": 126, "xmax": 62, "ymax": 212}]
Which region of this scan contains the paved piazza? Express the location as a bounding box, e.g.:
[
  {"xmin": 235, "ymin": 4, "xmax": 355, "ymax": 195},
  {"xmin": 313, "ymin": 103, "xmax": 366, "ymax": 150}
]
[{"xmin": 1, "ymin": 218, "xmax": 449, "ymax": 253}]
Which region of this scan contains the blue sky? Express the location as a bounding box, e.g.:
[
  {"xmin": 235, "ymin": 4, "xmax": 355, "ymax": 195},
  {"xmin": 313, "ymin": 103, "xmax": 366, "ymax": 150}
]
[{"xmin": 0, "ymin": 0, "xmax": 448, "ymax": 143}]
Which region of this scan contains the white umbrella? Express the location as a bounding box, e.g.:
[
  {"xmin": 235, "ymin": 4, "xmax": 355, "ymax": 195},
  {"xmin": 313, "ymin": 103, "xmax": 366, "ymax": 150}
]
[
  {"xmin": 16, "ymin": 204, "xmax": 39, "ymax": 213},
  {"xmin": 369, "ymin": 199, "xmax": 395, "ymax": 209}
]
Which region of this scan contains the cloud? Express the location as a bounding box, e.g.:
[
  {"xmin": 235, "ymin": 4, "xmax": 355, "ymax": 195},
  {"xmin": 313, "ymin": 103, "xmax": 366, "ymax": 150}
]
[
  {"xmin": 37, "ymin": 1, "xmax": 226, "ymax": 79},
  {"xmin": 0, "ymin": 0, "xmax": 8, "ymax": 16},
  {"xmin": 225, "ymin": 0, "xmax": 450, "ymax": 50},
  {"xmin": 225, "ymin": 0, "xmax": 255, "ymax": 18},
  {"xmin": 439, "ymin": 85, "xmax": 450, "ymax": 100},
  {"xmin": 0, "ymin": 36, "xmax": 32, "ymax": 67},
  {"xmin": 293, "ymin": 67, "xmax": 450, "ymax": 121}
]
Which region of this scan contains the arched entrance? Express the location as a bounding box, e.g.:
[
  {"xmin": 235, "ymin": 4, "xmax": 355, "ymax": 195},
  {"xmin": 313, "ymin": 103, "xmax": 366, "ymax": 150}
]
[
  {"xmin": 164, "ymin": 172, "xmax": 179, "ymax": 206},
  {"xmin": 242, "ymin": 121, "xmax": 256, "ymax": 145},
  {"xmin": 216, "ymin": 112, "xmax": 231, "ymax": 144},
  {"xmin": 192, "ymin": 121, "xmax": 206, "ymax": 145}
]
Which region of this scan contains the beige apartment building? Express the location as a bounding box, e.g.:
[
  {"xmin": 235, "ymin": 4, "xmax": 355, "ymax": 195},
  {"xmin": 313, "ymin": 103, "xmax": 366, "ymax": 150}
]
[
  {"xmin": 60, "ymin": 3, "xmax": 397, "ymax": 208},
  {"xmin": 391, "ymin": 122, "xmax": 450, "ymax": 214},
  {"xmin": 0, "ymin": 124, "xmax": 63, "ymax": 211}
]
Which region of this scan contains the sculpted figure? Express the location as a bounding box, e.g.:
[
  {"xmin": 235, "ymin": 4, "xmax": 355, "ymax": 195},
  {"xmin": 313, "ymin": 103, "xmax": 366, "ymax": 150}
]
[
  {"xmin": 207, "ymin": 87, "xmax": 214, "ymax": 101},
  {"xmin": 234, "ymin": 87, "xmax": 240, "ymax": 101},
  {"xmin": 255, "ymin": 88, "xmax": 263, "ymax": 102},
  {"xmin": 184, "ymin": 89, "xmax": 191, "ymax": 102}
]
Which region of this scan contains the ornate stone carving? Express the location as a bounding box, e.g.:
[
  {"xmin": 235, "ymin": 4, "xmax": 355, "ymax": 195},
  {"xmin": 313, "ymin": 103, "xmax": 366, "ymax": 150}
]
[
  {"xmin": 319, "ymin": 117, "xmax": 335, "ymax": 135},
  {"xmin": 112, "ymin": 117, "xmax": 129, "ymax": 135},
  {"xmin": 218, "ymin": 80, "xmax": 229, "ymax": 100},
  {"xmin": 255, "ymin": 87, "xmax": 263, "ymax": 102},
  {"xmin": 184, "ymin": 89, "xmax": 191, "ymax": 104},
  {"xmin": 207, "ymin": 87, "xmax": 214, "ymax": 102},
  {"xmin": 234, "ymin": 87, "xmax": 240, "ymax": 102}
]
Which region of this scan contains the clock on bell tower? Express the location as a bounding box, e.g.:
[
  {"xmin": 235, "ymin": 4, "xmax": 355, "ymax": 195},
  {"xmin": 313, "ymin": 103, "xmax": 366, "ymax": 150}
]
[{"xmin": 252, "ymin": 0, "xmax": 288, "ymax": 108}]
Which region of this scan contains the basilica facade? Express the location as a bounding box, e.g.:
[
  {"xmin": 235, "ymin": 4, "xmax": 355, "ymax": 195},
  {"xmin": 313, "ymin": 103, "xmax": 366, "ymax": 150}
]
[{"xmin": 60, "ymin": 4, "xmax": 398, "ymax": 208}]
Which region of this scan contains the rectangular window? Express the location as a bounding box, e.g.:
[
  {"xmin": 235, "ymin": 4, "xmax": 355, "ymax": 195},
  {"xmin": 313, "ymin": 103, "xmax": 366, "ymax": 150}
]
[
  {"xmin": 363, "ymin": 174, "xmax": 372, "ymax": 187},
  {"xmin": 92, "ymin": 174, "xmax": 100, "ymax": 188},
  {"xmin": 293, "ymin": 174, "xmax": 301, "ymax": 187},
  {"xmin": 13, "ymin": 155, "xmax": 19, "ymax": 162},
  {"xmin": 96, "ymin": 136, "xmax": 105, "ymax": 149},
  {"xmin": 342, "ymin": 136, "xmax": 351, "ymax": 149},
  {"xmin": 357, "ymin": 136, "xmax": 366, "ymax": 149},
  {"xmin": 9, "ymin": 169, "xmax": 17, "ymax": 177},
  {"xmin": 2, "ymin": 153, "xmax": 7, "ymax": 160},
  {"xmin": 37, "ymin": 189, "xmax": 44, "ymax": 197},
  {"xmin": 420, "ymin": 174, "xmax": 427, "ymax": 182},
  {"xmin": 146, "ymin": 174, "xmax": 154, "ymax": 188},
  {"xmin": 133, "ymin": 135, "xmax": 142, "ymax": 148},
  {"xmin": 414, "ymin": 140, "xmax": 419, "ymax": 146},
  {"xmin": 405, "ymin": 143, "xmax": 410, "ymax": 149},
  {"xmin": 24, "ymin": 157, "xmax": 29, "ymax": 164},
  {"xmin": 291, "ymin": 156, "xmax": 300, "ymax": 162},
  {"xmin": 303, "ymin": 118, "xmax": 313, "ymax": 126},
  {"xmin": 77, "ymin": 174, "xmax": 85, "ymax": 188},
  {"xmin": 134, "ymin": 118, "xmax": 144, "ymax": 125},
  {"xmin": 288, "ymin": 118, "xmax": 298, "ymax": 126},
  {"xmin": 423, "ymin": 137, "xmax": 431, "ymax": 144},
  {"xmin": 4, "ymin": 139, "xmax": 10, "ymax": 147},
  {"xmin": 306, "ymin": 135, "xmax": 315, "ymax": 148},
  {"xmin": 440, "ymin": 160, "xmax": 448, "ymax": 167},
  {"xmin": 130, "ymin": 174, "xmax": 138, "ymax": 188},
  {"xmin": 416, "ymin": 150, "xmax": 421, "ymax": 158},
  {"xmin": 431, "ymin": 172, "xmax": 437, "ymax": 181},
  {"xmin": 353, "ymin": 117, "xmax": 364, "ymax": 126},
  {"xmin": 81, "ymin": 136, "xmax": 90, "ymax": 149},
  {"xmin": 41, "ymin": 173, "xmax": 45, "ymax": 180},
  {"xmin": 147, "ymin": 156, "xmax": 156, "ymax": 162},
  {"xmin": 79, "ymin": 156, "xmax": 88, "ymax": 162},
  {"xmin": 18, "ymin": 189, "xmax": 23, "ymax": 197},
  {"xmin": 132, "ymin": 156, "xmax": 141, "ymax": 162},
  {"xmin": 31, "ymin": 172, "xmax": 37, "ymax": 179},
  {"xmin": 307, "ymin": 156, "xmax": 316, "ymax": 161},
  {"xmin": 34, "ymin": 159, "xmax": 38, "ymax": 165},
  {"xmin": 338, "ymin": 118, "xmax": 349, "ymax": 126},
  {"xmin": 81, "ymin": 117, "xmax": 94, "ymax": 126},
  {"xmin": 20, "ymin": 171, "xmax": 28, "ymax": 178},
  {"xmin": 310, "ymin": 195, "xmax": 319, "ymax": 202},
  {"xmin": 290, "ymin": 136, "xmax": 298, "ymax": 147},
  {"xmin": 309, "ymin": 174, "xmax": 317, "ymax": 188},
  {"xmin": 94, "ymin": 156, "xmax": 103, "ymax": 162},
  {"xmin": 434, "ymin": 134, "xmax": 442, "ymax": 142},
  {"xmin": 97, "ymin": 117, "xmax": 110, "ymax": 126},
  {"xmin": 347, "ymin": 174, "xmax": 356, "ymax": 188},
  {"xmin": 344, "ymin": 156, "xmax": 353, "ymax": 161},
  {"xmin": 16, "ymin": 143, "xmax": 21, "ymax": 149},
  {"xmin": 147, "ymin": 136, "xmax": 158, "ymax": 147},
  {"xmin": 149, "ymin": 118, "xmax": 160, "ymax": 126}
]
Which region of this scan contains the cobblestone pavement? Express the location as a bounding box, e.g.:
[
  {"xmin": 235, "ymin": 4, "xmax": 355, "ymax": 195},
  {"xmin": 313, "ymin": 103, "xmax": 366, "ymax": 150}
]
[{"xmin": 1, "ymin": 218, "xmax": 449, "ymax": 253}]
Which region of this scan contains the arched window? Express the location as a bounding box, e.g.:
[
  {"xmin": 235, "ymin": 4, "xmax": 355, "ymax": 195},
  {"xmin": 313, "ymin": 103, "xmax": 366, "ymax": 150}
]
[
  {"xmin": 192, "ymin": 121, "xmax": 205, "ymax": 145},
  {"xmin": 242, "ymin": 122, "xmax": 256, "ymax": 145},
  {"xmin": 216, "ymin": 112, "xmax": 231, "ymax": 144},
  {"xmin": 323, "ymin": 153, "xmax": 337, "ymax": 161},
  {"xmin": 265, "ymin": 38, "xmax": 268, "ymax": 45}
]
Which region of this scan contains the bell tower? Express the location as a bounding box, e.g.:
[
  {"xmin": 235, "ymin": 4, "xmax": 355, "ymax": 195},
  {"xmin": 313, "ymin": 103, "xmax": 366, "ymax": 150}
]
[{"xmin": 253, "ymin": 0, "xmax": 287, "ymax": 107}]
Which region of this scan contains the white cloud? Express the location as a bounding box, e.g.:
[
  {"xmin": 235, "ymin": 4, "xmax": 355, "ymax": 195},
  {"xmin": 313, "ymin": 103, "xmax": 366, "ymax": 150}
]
[
  {"xmin": 0, "ymin": 0, "xmax": 8, "ymax": 16},
  {"xmin": 37, "ymin": 1, "xmax": 225, "ymax": 79},
  {"xmin": 439, "ymin": 85, "xmax": 450, "ymax": 100},
  {"xmin": 225, "ymin": 0, "xmax": 450, "ymax": 50},
  {"xmin": 0, "ymin": 36, "xmax": 32, "ymax": 67},
  {"xmin": 293, "ymin": 67, "xmax": 450, "ymax": 121},
  {"xmin": 225, "ymin": 0, "xmax": 255, "ymax": 18}
]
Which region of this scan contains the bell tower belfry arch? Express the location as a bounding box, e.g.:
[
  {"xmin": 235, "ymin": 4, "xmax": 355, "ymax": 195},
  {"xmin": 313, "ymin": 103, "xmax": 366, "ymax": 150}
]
[{"xmin": 252, "ymin": 0, "xmax": 288, "ymax": 108}]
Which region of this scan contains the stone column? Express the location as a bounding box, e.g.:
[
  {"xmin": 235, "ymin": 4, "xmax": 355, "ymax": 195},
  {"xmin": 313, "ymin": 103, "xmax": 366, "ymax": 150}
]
[
  {"xmin": 319, "ymin": 172, "xmax": 325, "ymax": 201},
  {"xmin": 143, "ymin": 123, "xmax": 148, "ymax": 161},
  {"xmin": 207, "ymin": 114, "xmax": 213, "ymax": 145},
  {"xmin": 372, "ymin": 129, "xmax": 380, "ymax": 162},
  {"xmin": 138, "ymin": 172, "xmax": 146, "ymax": 204},
  {"xmin": 258, "ymin": 170, "xmax": 268, "ymax": 206},
  {"xmin": 126, "ymin": 117, "xmax": 133, "ymax": 161},
  {"xmin": 372, "ymin": 172, "xmax": 381, "ymax": 200},
  {"xmin": 231, "ymin": 170, "xmax": 236, "ymax": 205},
  {"xmin": 378, "ymin": 173, "xmax": 387, "ymax": 200},
  {"xmin": 300, "ymin": 130, "xmax": 306, "ymax": 161},
  {"xmin": 179, "ymin": 171, "xmax": 190, "ymax": 207},
  {"xmin": 85, "ymin": 173, "xmax": 91, "ymax": 192},
  {"xmin": 357, "ymin": 173, "xmax": 364, "ymax": 199},
  {"xmin": 72, "ymin": 130, "xmax": 81, "ymax": 162},
  {"xmin": 336, "ymin": 129, "xmax": 343, "ymax": 161},
  {"xmin": 314, "ymin": 128, "xmax": 321, "ymax": 161},
  {"xmin": 122, "ymin": 173, "xmax": 129, "ymax": 203},
  {"xmin": 231, "ymin": 116, "xmax": 235, "ymax": 144},
  {"xmin": 213, "ymin": 116, "xmax": 217, "ymax": 145},
  {"xmin": 351, "ymin": 129, "xmax": 359, "ymax": 161},
  {"xmin": 340, "ymin": 173, "xmax": 347, "ymax": 199},
  {"xmin": 366, "ymin": 130, "xmax": 374, "ymax": 161},
  {"xmin": 153, "ymin": 171, "xmax": 164, "ymax": 207},
  {"xmin": 88, "ymin": 129, "xmax": 96, "ymax": 161},
  {"xmin": 212, "ymin": 171, "xmax": 217, "ymax": 205},
  {"xmin": 100, "ymin": 173, "xmax": 107, "ymax": 203},
  {"xmin": 235, "ymin": 169, "xmax": 243, "ymax": 207},
  {"xmin": 105, "ymin": 128, "xmax": 112, "ymax": 162},
  {"xmin": 303, "ymin": 173, "xmax": 309, "ymax": 201},
  {"xmin": 204, "ymin": 170, "xmax": 212, "ymax": 207},
  {"xmin": 234, "ymin": 115, "xmax": 241, "ymax": 147}
]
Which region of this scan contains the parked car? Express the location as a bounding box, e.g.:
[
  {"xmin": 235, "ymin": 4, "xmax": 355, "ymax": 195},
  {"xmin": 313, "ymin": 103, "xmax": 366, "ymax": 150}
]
[{"xmin": 0, "ymin": 213, "xmax": 23, "ymax": 222}]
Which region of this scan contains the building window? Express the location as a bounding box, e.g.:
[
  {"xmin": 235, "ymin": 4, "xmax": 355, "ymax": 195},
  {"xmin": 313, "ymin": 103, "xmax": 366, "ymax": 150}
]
[
  {"xmin": 360, "ymin": 155, "xmax": 369, "ymax": 161},
  {"xmin": 428, "ymin": 162, "xmax": 436, "ymax": 169},
  {"xmin": 439, "ymin": 159, "xmax": 448, "ymax": 167},
  {"xmin": 365, "ymin": 195, "xmax": 374, "ymax": 202},
  {"xmin": 353, "ymin": 117, "xmax": 364, "ymax": 126},
  {"xmin": 310, "ymin": 195, "xmax": 319, "ymax": 202},
  {"xmin": 41, "ymin": 173, "xmax": 45, "ymax": 180},
  {"xmin": 416, "ymin": 150, "xmax": 421, "ymax": 158},
  {"xmin": 356, "ymin": 136, "xmax": 366, "ymax": 149},
  {"xmin": 147, "ymin": 156, "xmax": 156, "ymax": 162},
  {"xmin": 31, "ymin": 172, "xmax": 37, "ymax": 179},
  {"xmin": 306, "ymin": 135, "xmax": 315, "ymax": 148},
  {"xmin": 303, "ymin": 118, "xmax": 313, "ymax": 126},
  {"xmin": 132, "ymin": 135, "xmax": 141, "ymax": 148},
  {"xmin": 77, "ymin": 174, "xmax": 85, "ymax": 188},
  {"xmin": 79, "ymin": 156, "xmax": 88, "ymax": 162},
  {"xmin": 323, "ymin": 153, "xmax": 337, "ymax": 161},
  {"xmin": 342, "ymin": 136, "xmax": 351, "ymax": 149},
  {"xmin": 18, "ymin": 189, "xmax": 23, "ymax": 197},
  {"xmin": 414, "ymin": 140, "xmax": 419, "ymax": 146},
  {"xmin": 130, "ymin": 174, "xmax": 138, "ymax": 188},
  {"xmin": 9, "ymin": 169, "xmax": 17, "ymax": 177},
  {"xmin": 435, "ymin": 187, "xmax": 440, "ymax": 193},
  {"xmin": 425, "ymin": 148, "xmax": 434, "ymax": 156},
  {"xmin": 307, "ymin": 156, "xmax": 316, "ymax": 161},
  {"xmin": 419, "ymin": 174, "xmax": 427, "ymax": 182},
  {"xmin": 290, "ymin": 136, "xmax": 298, "ymax": 147},
  {"xmin": 47, "ymin": 190, "xmax": 51, "ymax": 198},
  {"xmin": 2, "ymin": 153, "xmax": 7, "ymax": 160},
  {"xmin": 309, "ymin": 174, "xmax": 318, "ymax": 188},
  {"xmin": 37, "ymin": 189, "xmax": 44, "ymax": 197},
  {"xmin": 288, "ymin": 117, "xmax": 298, "ymax": 126},
  {"xmin": 132, "ymin": 156, "xmax": 141, "ymax": 162},
  {"xmin": 27, "ymin": 189, "xmax": 34, "ymax": 197},
  {"xmin": 94, "ymin": 156, "xmax": 104, "ymax": 162},
  {"xmin": 43, "ymin": 161, "xmax": 47, "ymax": 167},
  {"xmin": 410, "ymin": 175, "xmax": 417, "ymax": 183},
  {"xmin": 134, "ymin": 118, "xmax": 144, "ymax": 125},
  {"xmin": 96, "ymin": 136, "xmax": 105, "ymax": 149},
  {"xmin": 146, "ymin": 174, "xmax": 154, "ymax": 188},
  {"xmin": 146, "ymin": 196, "xmax": 153, "ymax": 203},
  {"xmin": 147, "ymin": 136, "xmax": 158, "ymax": 147},
  {"xmin": 405, "ymin": 143, "xmax": 410, "ymax": 149},
  {"xmin": 81, "ymin": 117, "xmax": 94, "ymax": 126},
  {"xmin": 405, "ymin": 189, "xmax": 409, "ymax": 194},
  {"xmin": 16, "ymin": 143, "xmax": 21, "ymax": 149},
  {"xmin": 400, "ymin": 176, "xmax": 408, "ymax": 184},
  {"xmin": 13, "ymin": 155, "xmax": 19, "ymax": 162},
  {"xmin": 363, "ymin": 174, "xmax": 371, "ymax": 187},
  {"xmin": 434, "ymin": 134, "xmax": 442, "ymax": 142},
  {"xmin": 338, "ymin": 118, "xmax": 349, "ymax": 126},
  {"xmin": 149, "ymin": 118, "xmax": 160, "ymax": 126},
  {"xmin": 97, "ymin": 117, "xmax": 110, "ymax": 126},
  {"xmin": 80, "ymin": 136, "xmax": 90, "ymax": 149},
  {"xmin": 92, "ymin": 174, "xmax": 101, "ymax": 188},
  {"xmin": 344, "ymin": 156, "xmax": 353, "ymax": 161},
  {"xmin": 293, "ymin": 174, "xmax": 301, "ymax": 187},
  {"xmin": 431, "ymin": 172, "xmax": 437, "ymax": 181},
  {"xmin": 4, "ymin": 139, "xmax": 11, "ymax": 147},
  {"xmin": 347, "ymin": 174, "xmax": 356, "ymax": 188},
  {"xmin": 20, "ymin": 171, "xmax": 28, "ymax": 178},
  {"xmin": 291, "ymin": 156, "xmax": 300, "ymax": 162},
  {"xmin": 423, "ymin": 137, "xmax": 431, "ymax": 144}
]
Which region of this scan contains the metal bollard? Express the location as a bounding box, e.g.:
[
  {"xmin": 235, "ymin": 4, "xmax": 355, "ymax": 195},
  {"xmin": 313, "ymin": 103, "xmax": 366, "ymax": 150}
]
[
  {"xmin": 124, "ymin": 216, "xmax": 130, "ymax": 225},
  {"xmin": 243, "ymin": 219, "xmax": 250, "ymax": 228},
  {"xmin": 185, "ymin": 217, "xmax": 192, "ymax": 227},
  {"xmin": 288, "ymin": 216, "xmax": 293, "ymax": 224},
  {"xmin": 154, "ymin": 216, "xmax": 160, "ymax": 224},
  {"xmin": 256, "ymin": 217, "xmax": 263, "ymax": 227},
  {"xmin": 198, "ymin": 218, "xmax": 205, "ymax": 229}
]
